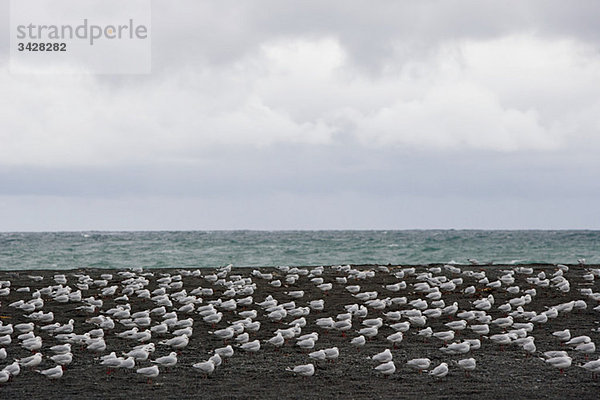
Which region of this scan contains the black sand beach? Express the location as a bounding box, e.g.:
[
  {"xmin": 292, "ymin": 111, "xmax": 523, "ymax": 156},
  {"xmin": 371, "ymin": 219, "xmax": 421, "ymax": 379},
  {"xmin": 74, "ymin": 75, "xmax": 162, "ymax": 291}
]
[{"xmin": 1, "ymin": 264, "xmax": 599, "ymax": 399}]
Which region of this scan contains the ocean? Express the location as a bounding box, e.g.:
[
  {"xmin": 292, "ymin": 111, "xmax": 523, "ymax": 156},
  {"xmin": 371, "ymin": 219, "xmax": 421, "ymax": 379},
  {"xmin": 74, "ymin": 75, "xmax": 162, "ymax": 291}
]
[{"xmin": 0, "ymin": 230, "xmax": 598, "ymax": 271}]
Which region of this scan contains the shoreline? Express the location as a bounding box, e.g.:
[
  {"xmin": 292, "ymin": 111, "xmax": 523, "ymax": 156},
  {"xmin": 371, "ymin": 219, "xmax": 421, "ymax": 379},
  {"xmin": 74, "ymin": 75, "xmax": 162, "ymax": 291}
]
[{"xmin": 1, "ymin": 262, "xmax": 595, "ymax": 274}]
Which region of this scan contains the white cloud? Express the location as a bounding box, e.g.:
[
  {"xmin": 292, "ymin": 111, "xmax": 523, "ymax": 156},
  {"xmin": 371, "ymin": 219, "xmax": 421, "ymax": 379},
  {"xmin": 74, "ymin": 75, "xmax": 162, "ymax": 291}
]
[
  {"xmin": 1, "ymin": 34, "xmax": 600, "ymax": 167},
  {"xmin": 351, "ymin": 81, "xmax": 556, "ymax": 151}
]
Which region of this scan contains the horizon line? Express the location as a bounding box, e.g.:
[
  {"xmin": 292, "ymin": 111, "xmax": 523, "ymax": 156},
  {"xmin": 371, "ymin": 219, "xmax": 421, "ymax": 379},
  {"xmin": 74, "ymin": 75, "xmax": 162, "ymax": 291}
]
[{"xmin": 2, "ymin": 228, "xmax": 599, "ymax": 234}]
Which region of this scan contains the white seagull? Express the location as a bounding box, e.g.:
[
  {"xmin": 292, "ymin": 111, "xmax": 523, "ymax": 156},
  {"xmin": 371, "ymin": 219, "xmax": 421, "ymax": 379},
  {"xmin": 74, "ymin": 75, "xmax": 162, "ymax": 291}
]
[
  {"xmin": 38, "ymin": 365, "xmax": 63, "ymax": 379},
  {"xmin": 430, "ymin": 362, "xmax": 449, "ymax": 378},
  {"xmin": 374, "ymin": 361, "xmax": 396, "ymax": 375},
  {"xmin": 371, "ymin": 349, "xmax": 392, "ymax": 363},
  {"xmin": 287, "ymin": 363, "xmax": 315, "ymax": 377}
]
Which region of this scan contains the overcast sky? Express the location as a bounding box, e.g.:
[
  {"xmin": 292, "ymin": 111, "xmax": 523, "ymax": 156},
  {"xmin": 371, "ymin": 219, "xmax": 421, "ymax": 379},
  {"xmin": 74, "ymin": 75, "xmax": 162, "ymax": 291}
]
[{"xmin": 1, "ymin": 0, "xmax": 600, "ymax": 231}]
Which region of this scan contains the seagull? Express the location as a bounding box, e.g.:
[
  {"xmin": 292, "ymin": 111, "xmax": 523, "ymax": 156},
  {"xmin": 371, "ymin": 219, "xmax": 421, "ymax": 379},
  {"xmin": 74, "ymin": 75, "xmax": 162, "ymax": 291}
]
[
  {"xmin": 367, "ymin": 297, "xmax": 386, "ymax": 309},
  {"xmin": 530, "ymin": 313, "xmax": 548, "ymax": 324},
  {"xmin": 152, "ymin": 352, "xmax": 178, "ymax": 367},
  {"xmin": 151, "ymin": 323, "xmax": 169, "ymax": 335},
  {"xmin": 543, "ymin": 350, "xmax": 569, "ymax": 359},
  {"xmin": 214, "ymin": 345, "xmax": 234, "ymax": 358},
  {"xmin": 18, "ymin": 353, "xmax": 43, "ymax": 368},
  {"xmin": 317, "ymin": 283, "xmax": 332, "ymax": 292},
  {"xmin": 389, "ymin": 321, "xmax": 411, "ymax": 332},
  {"xmin": 316, "ymin": 317, "xmax": 335, "ymax": 330},
  {"xmin": 470, "ymin": 324, "xmax": 490, "ymax": 335},
  {"xmin": 522, "ymin": 339, "xmax": 536, "ymax": 355},
  {"xmin": 160, "ymin": 334, "xmax": 189, "ymax": 349},
  {"xmin": 512, "ymin": 322, "xmax": 534, "ymax": 333},
  {"xmin": 40, "ymin": 322, "xmax": 61, "ymax": 333},
  {"xmin": 309, "ymin": 300, "xmax": 325, "ymax": 311},
  {"xmin": 209, "ymin": 353, "xmax": 222, "ymax": 367},
  {"xmin": 50, "ymin": 352, "xmax": 73, "ymax": 366},
  {"xmin": 445, "ymin": 320, "xmax": 468, "ymax": 331},
  {"xmin": 457, "ymin": 358, "xmax": 476, "ymax": 376},
  {"xmin": 136, "ymin": 365, "xmax": 160, "ymax": 379},
  {"xmin": 266, "ymin": 332, "xmax": 285, "ymax": 347},
  {"xmin": 268, "ymin": 309, "xmax": 287, "ymax": 322},
  {"xmin": 581, "ymin": 359, "xmax": 600, "ymax": 374},
  {"xmin": 491, "ymin": 317, "xmax": 513, "ymax": 329},
  {"xmin": 566, "ymin": 336, "xmax": 591, "ymax": 346},
  {"xmin": 298, "ymin": 332, "xmax": 319, "ymax": 342},
  {"xmin": 406, "ymin": 358, "xmax": 431, "ymax": 372},
  {"xmin": 442, "ymin": 302, "xmax": 459, "ymax": 316},
  {"xmin": 433, "ymin": 331, "xmax": 455, "ymax": 342},
  {"xmin": 101, "ymin": 356, "xmax": 123, "ymax": 368},
  {"xmin": 351, "ymin": 335, "xmax": 366, "ymax": 348},
  {"xmin": 193, "ymin": 360, "xmax": 215, "ymax": 375},
  {"xmin": 337, "ymin": 313, "xmax": 352, "ymax": 321},
  {"xmin": 440, "ymin": 341, "xmax": 471, "ymax": 355},
  {"xmin": 308, "ymin": 350, "xmax": 327, "ymax": 361},
  {"xmin": 371, "ymin": 349, "xmax": 392, "ymax": 363},
  {"xmin": 86, "ymin": 338, "xmax": 106, "ymax": 353},
  {"xmin": 324, "ymin": 347, "xmax": 339, "ymax": 362},
  {"xmin": 0, "ymin": 324, "xmax": 13, "ymax": 336},
  {"xmin": 22, "ymin": 336, "xmax": 43, "ymax": 351},
  {"xmin": 464, "ymin": 286, "xmax": 476, "ymax": 295},
  {"xmin": 124, "ymin": 348, "xmax": 150, "ymax": 361},
  {"xmin": 575, "ymin": 342, "xmax": 596, "ymax": 358},
  {"xmin": 117, "ymin": 357, "xmax": 136, "ymax": 369},
  {"xmin": 346, "ymin": 285, "xmax": 361, "ymax": 294},
  {"xmin": 334, "ymin": 320, "xmax": 352, "ymax": 334},
  {"xmin": 430, "ymin": 362, "xmax": 449, "ymax": 378},
  {"xmin": 418, "ymin": 327, "xmax": 433, "ymax": 340},
  {"xmin": 14, "ymin": 323, "xmax": 34, "ymax": 333},
  {"xmin": 544, "ymin": 355, "xmax": 572, "ymax": 373},
  {"xmin": 3, "ymin": 361, "xmax": 20, "ymax": 377},
  {"xmin": 386, "ymin": 332, "xmax": 403, "ymax": 346},
  {"xmin": 240, "ymin": 340, "xmax": 260, "ymax": 352},
  {"xmin": 286, "ymin": 363, "xmax": 315, "ymax": 377},
  {"xmin": 358, "ymin": 327, "xmax": 378, "ymax": 338},
  {"xmin": 374, "ymin": 361, "xmax": 396, "ymax": 375},
  {"xmin": 203, "ymin": 312, "xmax": 223, "ymax": 325},
  {"xmin": 489, "ymin": 333, "xmax": 514, "ymax": 347},
  {"xmin": 38, "ymin": 365, "xmax": 63, "ymax": 379},
  {"xmin": 50, "ymin": 343, "xmax": 71, "ymax": 355},
  {"xmin": 296, "ymin": 338, "xmax": 316, "ymax": 350},
  {"xmin": 235, "ymin": 333, "xmax": 250, "ymax": 344},
  {"xmin": 362, "ymin": 318, "xmax": 383, "ymax": 328}
]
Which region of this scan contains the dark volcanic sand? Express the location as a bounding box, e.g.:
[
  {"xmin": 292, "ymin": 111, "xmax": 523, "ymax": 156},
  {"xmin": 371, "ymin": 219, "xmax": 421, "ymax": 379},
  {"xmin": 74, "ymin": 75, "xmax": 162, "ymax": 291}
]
[{"xmin": 0, "ymin": 264, "xmax": 599, "ymax": 399}]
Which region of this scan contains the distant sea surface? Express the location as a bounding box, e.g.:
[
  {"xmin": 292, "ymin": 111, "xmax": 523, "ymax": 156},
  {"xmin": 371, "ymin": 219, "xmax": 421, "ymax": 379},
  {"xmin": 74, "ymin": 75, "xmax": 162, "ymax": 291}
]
[{"xmin": 0, "ymin": 230, "xmax": 598, "ymax": 271}]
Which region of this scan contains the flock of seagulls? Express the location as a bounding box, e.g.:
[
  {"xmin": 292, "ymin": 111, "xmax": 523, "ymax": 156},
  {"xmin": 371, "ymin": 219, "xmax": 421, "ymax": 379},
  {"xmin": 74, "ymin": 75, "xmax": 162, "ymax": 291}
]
[{"xmin": 0, "ymin": 260, "xmax": 599, "ymax": 387}]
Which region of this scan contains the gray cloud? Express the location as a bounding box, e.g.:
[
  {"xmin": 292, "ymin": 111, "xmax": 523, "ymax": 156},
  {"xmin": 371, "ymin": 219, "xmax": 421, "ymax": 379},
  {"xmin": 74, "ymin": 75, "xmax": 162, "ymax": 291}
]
[
  {"xmin": 1, "ymin": 147, "xmax": 597, "ymax": 199},
  {"xmin": 1, "ymin": 191, "xmax": 598, "ymax": 231},
  {"xmin": 4, "ymin": 1, "xmax": 600, "ymax": 70},
  {"xmin": 148, "ymin": 0, "xmax": 600, "ymax": 71}
]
